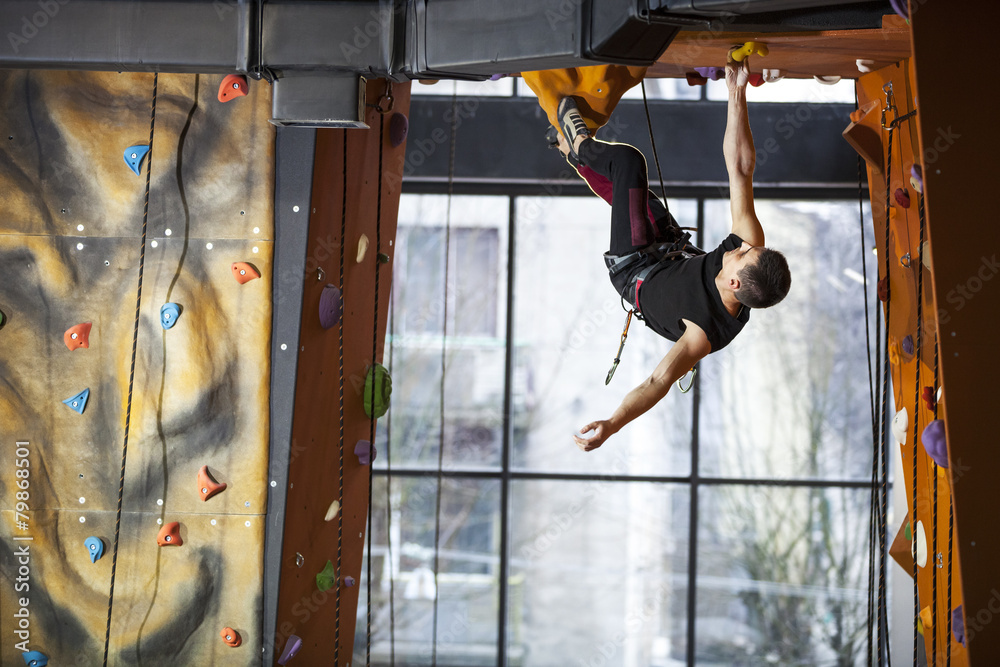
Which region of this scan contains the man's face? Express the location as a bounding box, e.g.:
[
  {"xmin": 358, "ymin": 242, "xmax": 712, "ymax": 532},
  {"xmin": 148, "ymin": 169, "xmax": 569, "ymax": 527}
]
[{"xmin": 723, "ymin": 241, "xmax": 762, "ymax": 282}]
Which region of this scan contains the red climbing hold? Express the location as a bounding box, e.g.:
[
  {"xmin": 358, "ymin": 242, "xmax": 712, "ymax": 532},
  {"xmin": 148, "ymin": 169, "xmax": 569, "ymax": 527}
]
[
  {"xmin": 157, "ymin": 521, "xmax": 183, "ymax": 547},
  {"xmin": 220, "ymin": 627, "xmax": 243, "ymax": 647},
  {"xmin": 877, "ymin": 277, "xmax": 888, "ymax": 302},
  {"xmin": 748, "ymin": 72, "xmax": 765, "ymax": 87},
  {"xmin": 231, "ymin": 262, "xmax": 260, "ymax": 284},
  {"xmin": 64, "ymin": 322, "xmax": 92, "ymax": 350},
  {"xmin": 922, "ymin": 386, "xmax": 937, "ymax": 411},
  {"xmin": 198, "ymin": 465, "xmax": 227, "ymax": 502},
  {"xmin": 218, "ymin": 74, "xmax": 248, "ymax": 103},
  {"xmin": 894, "ymin": 188, "xmax": 910, "ymax": 209},
  {"xmin": 685, "ymin": 72, "xmax": 707, "ymax": 86},
  {"xmin": 390, "ymin": 112, "xmax": 409, "ymax": 147}
]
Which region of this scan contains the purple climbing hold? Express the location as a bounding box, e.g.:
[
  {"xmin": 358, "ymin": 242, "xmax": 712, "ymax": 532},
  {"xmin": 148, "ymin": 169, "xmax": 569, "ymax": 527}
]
[
  {"xmin": 355, "ymin": 440, "xmax": 376, "ymax": 466},
  {"xmin": 921, "ymin": 420, "xmax": 948, "ymax": 468},
  {"xmin": 278, "ymin": 635, "xmax": 302, "ymax": 665},
  {"xmin": 889, "ymin": 0, "xmax": 908, "ymax": 19},
  {"xmin": 902, "ymin": 335, "xmax": 914, "ymax": 356},
  {"xmin": 390, "ymin": 112, "xmax": 409, "ymax": 148},
  {"xmin": 694, "ymin": 67, "xmax": 725, "ymax": 81},
  {"xmin": 318, "ymin": 284, "xmax": 343, "ymax": 329},
  {"xmin": 489, "ymin": 73, "xmax": 507, "ymax": 81},
  {"xmin": 952, "ymin": 605, "xmax": 965, "ymax": 645},
  {"xmin": 344, "ymin": 575, "xmax": 356, "ymax": 587}
]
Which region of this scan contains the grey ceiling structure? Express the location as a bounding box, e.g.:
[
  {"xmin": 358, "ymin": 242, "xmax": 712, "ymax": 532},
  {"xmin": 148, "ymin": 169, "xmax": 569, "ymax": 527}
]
[{"xmin": 0, "ymin": 0, "xmax": 888, "ymax": 126}]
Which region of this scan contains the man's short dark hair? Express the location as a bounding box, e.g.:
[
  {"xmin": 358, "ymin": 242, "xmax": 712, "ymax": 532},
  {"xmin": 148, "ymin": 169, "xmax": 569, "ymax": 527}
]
[{"xmin": 736, "ymin": 248, "xmax": 791, "ymax": 309}]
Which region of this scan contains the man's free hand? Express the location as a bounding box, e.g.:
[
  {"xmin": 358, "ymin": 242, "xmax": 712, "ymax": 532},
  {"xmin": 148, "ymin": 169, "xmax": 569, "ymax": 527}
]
[
  {"xmin": 574, "ymin": 420, "xmax": 617, "ymax": 452},
  {"xmin": 725, "ymin": 51, "xmax": 751, "ymax": 92}
]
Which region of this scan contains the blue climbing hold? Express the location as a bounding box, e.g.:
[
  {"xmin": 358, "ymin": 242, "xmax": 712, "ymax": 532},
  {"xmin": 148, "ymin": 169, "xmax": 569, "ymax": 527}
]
[
  {"xmin": 62, "ymin": 388, "xmax": 90, "ymax": 415},
  {"xmin": 21, "ymin": 651, "xmax": 48, "ymax": 667},
  {"xmin": 85, "ymin": 536, "xmax": 105, "ymax": 563},
  {"xmin": 160, "ymin": 303, "xmax": 181, "ymax": 330},
  {"xmin": 123, "ymin": 144, "xmax": 150, "ymax": 176}
]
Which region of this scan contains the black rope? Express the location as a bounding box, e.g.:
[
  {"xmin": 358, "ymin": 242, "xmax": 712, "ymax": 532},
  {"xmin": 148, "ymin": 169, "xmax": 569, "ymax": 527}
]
[
  {"xmin": 334, "ymin": 127, "xmax": 347, "ymax": 666},
  {"xmin": 431, "ymin": 85, "xmax": 458, "ymax": 667},
  {"xmin": 641, "ymin": 80, "xmax": 669, "ymax": 211},
  {"xmin": 385, "ymin": 237, "xmax": 397, "ymax": 667},
  {"xmin": 878, "ymin": 121, "xmax": 894, "ymax": 667},
  {"xmin": 859, "ymin": 144, "xmax": 878, "ymax": 666},
  {"xmin": 916, "ymin": 177, "xmax": 937, "ymax": 665},
  {"xmin": 367, "ymin": 101, "xmax": 387, "ymax": 667},
  {"xmin": 103, "ymin": 73, "xmax": 157, "ymax": 666}
]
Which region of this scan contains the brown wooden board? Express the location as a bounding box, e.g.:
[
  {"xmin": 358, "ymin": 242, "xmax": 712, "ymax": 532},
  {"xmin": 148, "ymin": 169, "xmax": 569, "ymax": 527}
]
[
  {"xmin": 0, "ymin": 70, "xmax": 274, "ymax": 664},
  {"xmin": 857, "ymin": 55, "xmax": 967, "ymax": 665},
  {"xmin": 272, "ymin": 80, "xmax": 409, "ymax": 665},
  {"xmin": 649, "ymin": 14, "xmax": 911, "ymax": 80},
  {"xmin": 909, "ymin": 2, "xmax": 1000, "ymax": 664}
]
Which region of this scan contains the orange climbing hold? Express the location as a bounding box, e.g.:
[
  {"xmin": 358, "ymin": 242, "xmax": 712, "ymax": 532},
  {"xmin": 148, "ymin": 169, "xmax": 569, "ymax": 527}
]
[
  {"xmin": 218, "ymin": 74, "xmax": 248, "ymax": 103},
  {"xmin": 231, "ymin": 262, "xmax": 260, "ymax": 284},
  {"xmin": 221, "ymin": 627, "xmax": 243, "ymax": 647},
  {"xmin": 198, "ymin": 465, "xmax": 227, "ymax": 501},
  {"xmin": 522, "ymin": 65, "xmax": 648, "ymax": 136},
  {"xmin": 64, "ymin": 322, "xmax": 92, "ymax": 350},
  {"xmin": 157, "ymin": 521, "xmax": 183, "ymax": 547}
]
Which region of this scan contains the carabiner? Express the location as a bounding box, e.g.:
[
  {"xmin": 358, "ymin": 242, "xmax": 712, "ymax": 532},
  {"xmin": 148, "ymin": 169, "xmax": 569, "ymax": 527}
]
[{"xmin": 605, "ymin": 310, "xmax": 634, "ymax": 385}]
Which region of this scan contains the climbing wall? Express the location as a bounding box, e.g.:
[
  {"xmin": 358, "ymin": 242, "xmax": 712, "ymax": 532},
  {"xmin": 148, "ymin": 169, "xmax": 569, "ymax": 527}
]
[
  {"xmin": 855, "ymin": 60, "xmax": 967, "ymax": 665},
  {"xmin": 271, "ymin": 81, "xmax": 408, "ymax": 664},
  {"xmin": 0, "ymin": 70, "xmax": 274, "ymax": 663}
]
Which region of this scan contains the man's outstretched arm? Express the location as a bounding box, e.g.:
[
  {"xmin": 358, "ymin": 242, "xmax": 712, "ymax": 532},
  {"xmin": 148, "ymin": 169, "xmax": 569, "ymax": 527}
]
[
  {"xmin": 574, "ymin": 320, "xmax": 712, "ymax": 451},
  {"xmin": 723, "ymin": 54, "xmax": 765, "ymax": 248}
]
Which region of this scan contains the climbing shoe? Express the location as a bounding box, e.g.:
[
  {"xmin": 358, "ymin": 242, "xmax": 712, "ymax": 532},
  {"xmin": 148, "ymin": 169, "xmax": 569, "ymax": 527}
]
[{"xmin": 557, "ymin": 96, "xmax": 590, "ymax": 158}]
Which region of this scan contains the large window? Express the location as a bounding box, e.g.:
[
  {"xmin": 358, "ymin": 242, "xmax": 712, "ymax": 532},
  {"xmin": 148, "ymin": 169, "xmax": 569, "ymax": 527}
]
[{"xmin": 357, "ymin": 189, "xmax": 883, "ymax": 666}]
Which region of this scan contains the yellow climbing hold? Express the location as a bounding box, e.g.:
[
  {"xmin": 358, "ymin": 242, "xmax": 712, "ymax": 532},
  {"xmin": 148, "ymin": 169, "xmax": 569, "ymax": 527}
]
[
  {"xmin": 522, "ymin": 65, "xmax": 648, "ymax": 135},
  {"xmin": 730, "ymin": 41, "xmax": 768, "ymax": 62}
]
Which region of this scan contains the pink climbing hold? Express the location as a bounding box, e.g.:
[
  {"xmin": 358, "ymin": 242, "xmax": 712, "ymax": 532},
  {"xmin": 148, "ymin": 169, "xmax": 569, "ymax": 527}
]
[
  {"xmin": 355, "ymin": 440, "xmax": 376, "ymax": 466},
  {"xmin": 390, "ymin": 112, "xmax": 409, "ymax": 148},
  {"xmin": 894, "ymin": 188, "xmax": 910, "ymax": 209},
  {"xmin": 922, "ymin": 386, "xmax": 936, "ymax": 411},
  {"xmin": 921, "ymin": 420, "xmax": 948, "ymax": 468},
  {"xmin": 231, "ymin": 262, "xmax": 260, "ymax": 284},
  {"xmin": 877, "ymin": 277, "xmax": 888, "ymax": 302}
]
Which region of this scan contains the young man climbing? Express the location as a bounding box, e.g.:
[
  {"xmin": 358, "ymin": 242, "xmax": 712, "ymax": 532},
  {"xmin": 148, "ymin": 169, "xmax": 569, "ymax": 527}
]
[{"xmin": 550, "ymin": 55, "xmax": 792, "ymax": 451}]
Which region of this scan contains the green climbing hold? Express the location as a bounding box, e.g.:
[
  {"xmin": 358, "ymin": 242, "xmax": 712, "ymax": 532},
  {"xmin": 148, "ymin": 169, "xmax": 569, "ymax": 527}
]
[
  {"xmin": 363, "ymin": 363, "xmax": 392, "ymax": 419},
  {"xmin": 904, "ymin": 521, "xmax": 912, "ymax": 541},
  {"xmin": 316, "ymin": 559, "xmax": 337, "ymax": 592},
  {"xmin": 0, "ymin": 308, "xmax": 6, "ymax": 329}
]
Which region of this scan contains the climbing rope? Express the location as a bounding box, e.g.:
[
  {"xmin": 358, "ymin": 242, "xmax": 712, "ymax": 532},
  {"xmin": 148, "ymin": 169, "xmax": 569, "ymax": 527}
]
[
  {"xmin": 334, "ymin": 126, "xmax": 348, "ymax": 666},
  {"xmin": 367, "ymin": 89, "xmax": 388, "ymax": 667},
  {"xmin": 880, "ymin": 115, "xmax": 895, "ymax": 667},
  {"xmin": 640, "ymin": 80, "xmax": 668, "ymax": 210},
  {"xmin": 431, "ymin": 84, "xmax": 459, "ymax": 667},
  {"xmin": 103, "ymin": 73, "xmax": 157, "ymax": 666}
]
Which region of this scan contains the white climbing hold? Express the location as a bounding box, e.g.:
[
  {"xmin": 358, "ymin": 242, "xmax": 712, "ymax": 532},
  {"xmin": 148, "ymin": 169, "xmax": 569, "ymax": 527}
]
[
  {"xmin": 912, "ymin": 520, "xmax": 927, "ymax": 567},
  {"xmin": 325, "ymin": 500, "xmax": 341, "ymax": 522},
  {"xmin": 762, "ymin": 69, "xmax": 784, "ymax": 83},
  {"xmin": 814, "ymin": 75, "xmax": 842, "ymax": 85},
  {"xmin": 357, "ymin": 234, "xmax": 369, "ymax": 263},
  {"xmin": 856, "ymin": 59, "xmax": 876, "ymax": 74},
  {"xmin": 891, "ymin": 407, "xmax": 908, "ymax": 446}
]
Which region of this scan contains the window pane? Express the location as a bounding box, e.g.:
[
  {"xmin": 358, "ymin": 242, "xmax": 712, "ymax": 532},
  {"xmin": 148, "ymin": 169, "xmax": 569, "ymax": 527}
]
[
  {"xmin": 358, "ymin": 476, "xmax": 501, "ymax": 665},
  {"xmin": 706, "ymin": 77, "xmax": 856, "ymax": 103},
  {"xmin": 696, "ymin": 485, "xmax": 873, "ymax": 665},
  {"xmin": 699, "ymin": 199, "xmax": 878, "ymax": 480},
  {"xmin": 382, "ymin": 195, "xmax": 508, "ymax": 470},
  {"xmin": 509, "ymin": 480, "xmax": 690, "ymax": 666},
  {"xmin": 512, "ymin": 196, "xmax": 698, "ymax": 476}
]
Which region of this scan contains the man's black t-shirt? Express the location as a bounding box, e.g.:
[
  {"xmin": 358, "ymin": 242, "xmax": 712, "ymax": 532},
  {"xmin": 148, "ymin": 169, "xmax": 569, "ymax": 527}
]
[{"xmin": 637, "ymin": 233, "xmax": 749, "ymax": 351}]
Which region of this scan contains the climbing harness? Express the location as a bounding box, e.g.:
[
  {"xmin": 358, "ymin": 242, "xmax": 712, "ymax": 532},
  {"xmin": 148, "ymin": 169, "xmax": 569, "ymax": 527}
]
[
  {"xmin": 103, "ymin": 73, "xmax": 157, "ymax": 667},
  {"xmin": 604, "ymin": 233, "xmax": 703, "ymax": 385}
]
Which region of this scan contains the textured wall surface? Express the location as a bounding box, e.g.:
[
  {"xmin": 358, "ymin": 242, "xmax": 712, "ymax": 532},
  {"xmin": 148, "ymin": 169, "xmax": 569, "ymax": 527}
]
[{"xmin": 0, "ymin": 70, "xmax": 274, "ymax": 664}]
